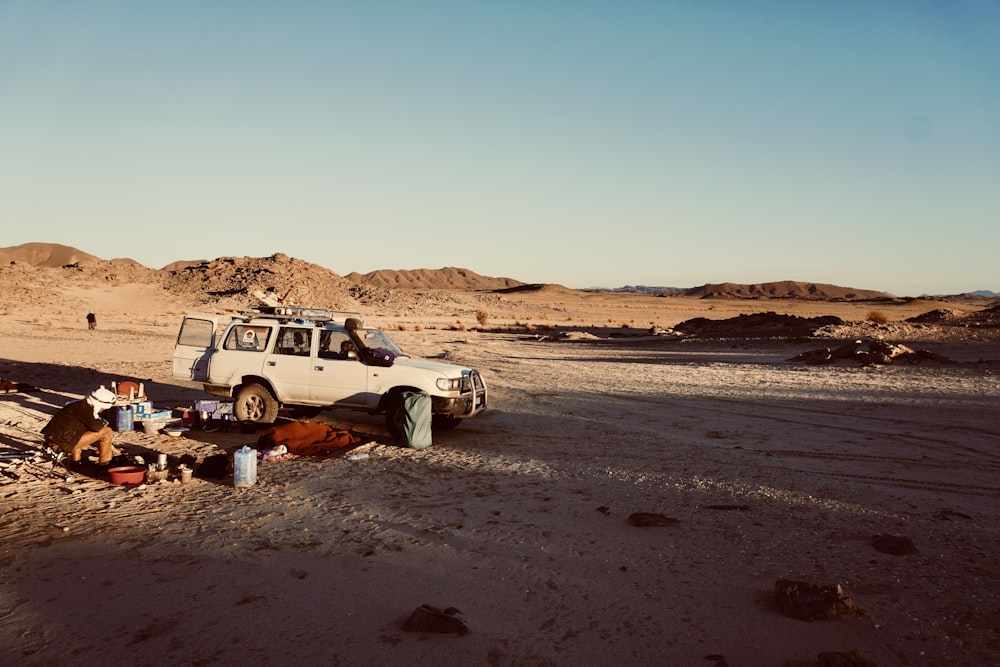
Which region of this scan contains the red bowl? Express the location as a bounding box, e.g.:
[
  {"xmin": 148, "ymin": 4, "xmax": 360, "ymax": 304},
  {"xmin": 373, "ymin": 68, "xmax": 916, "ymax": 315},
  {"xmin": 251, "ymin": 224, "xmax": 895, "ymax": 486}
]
[{"xmin": 107, "ymin": 465, "xmax": 146, "ymax": 486}]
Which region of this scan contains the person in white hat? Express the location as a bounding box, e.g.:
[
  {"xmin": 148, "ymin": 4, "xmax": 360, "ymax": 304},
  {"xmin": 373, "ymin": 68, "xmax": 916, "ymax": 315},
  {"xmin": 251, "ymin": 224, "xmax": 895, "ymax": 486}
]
[{"xmin": 41, "ymin": 386, "xmax": 120, "ymax": 465}]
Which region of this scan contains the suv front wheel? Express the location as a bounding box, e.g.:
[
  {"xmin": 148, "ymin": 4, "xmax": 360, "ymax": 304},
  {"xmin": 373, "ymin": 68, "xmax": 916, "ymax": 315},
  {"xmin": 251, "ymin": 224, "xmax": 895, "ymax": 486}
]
[
  {"xmin": 384, "ymin": 390, "xmax": 406, "ymax": 441},
  {"xmin": 235, "ymin": 382, "xmax": 279, "ymax": 423}
]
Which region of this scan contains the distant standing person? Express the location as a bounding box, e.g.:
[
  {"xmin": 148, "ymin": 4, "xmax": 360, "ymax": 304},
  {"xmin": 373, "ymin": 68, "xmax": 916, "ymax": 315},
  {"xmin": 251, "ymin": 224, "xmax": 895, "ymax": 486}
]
[{"xmin": 86, "ymin": 311, "xmax": 97, "ymax": 330}]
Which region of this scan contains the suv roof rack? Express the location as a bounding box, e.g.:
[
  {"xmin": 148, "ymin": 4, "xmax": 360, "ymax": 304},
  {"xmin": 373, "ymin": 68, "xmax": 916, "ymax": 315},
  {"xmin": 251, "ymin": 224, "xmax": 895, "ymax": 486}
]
[{"xmin": 240, "ymin": 306, "xmax": 364, "ymax": 325}]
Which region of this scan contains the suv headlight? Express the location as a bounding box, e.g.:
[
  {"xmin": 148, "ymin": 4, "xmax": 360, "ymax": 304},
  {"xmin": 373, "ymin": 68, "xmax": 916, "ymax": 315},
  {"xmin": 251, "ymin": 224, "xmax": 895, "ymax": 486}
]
[{"xmin": 437, "ymin": 377, "xmax": 465, "ymax": 392}]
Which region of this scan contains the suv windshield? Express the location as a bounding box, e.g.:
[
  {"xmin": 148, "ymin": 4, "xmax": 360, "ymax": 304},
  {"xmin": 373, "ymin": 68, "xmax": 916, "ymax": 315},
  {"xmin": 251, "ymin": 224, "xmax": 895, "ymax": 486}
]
[{"xmin": 358, "ymin": 328, "xmax": 405, "ymax": 357}]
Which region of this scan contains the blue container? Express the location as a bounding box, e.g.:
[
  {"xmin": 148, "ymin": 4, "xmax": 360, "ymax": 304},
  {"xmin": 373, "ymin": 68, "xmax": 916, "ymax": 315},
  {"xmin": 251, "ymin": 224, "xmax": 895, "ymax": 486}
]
[
  {"xmin": 113, "ymin": 406, "xmax": 134, "ymax": 432},
  {"xmin": 233, "ymin": 446, "xmax": 257, "ymax": 488}
]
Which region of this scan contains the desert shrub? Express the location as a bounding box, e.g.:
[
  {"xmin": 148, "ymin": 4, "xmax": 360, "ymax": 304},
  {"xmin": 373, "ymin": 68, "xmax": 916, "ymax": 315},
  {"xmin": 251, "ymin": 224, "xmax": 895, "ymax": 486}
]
[
  {"xmin": 396, "ymin": 323, "xmax": 408, "ymax": 331},
  {"xmin": 867, "ymin": 311, "xmax": 889, "ymax": 324},
  {"xmin": 414, "ymin": 324, "xmax": 422, "ymax": 332},
  {"xmin": 475, "ymin": 310, "xmax": 489, "ymax": 327}
]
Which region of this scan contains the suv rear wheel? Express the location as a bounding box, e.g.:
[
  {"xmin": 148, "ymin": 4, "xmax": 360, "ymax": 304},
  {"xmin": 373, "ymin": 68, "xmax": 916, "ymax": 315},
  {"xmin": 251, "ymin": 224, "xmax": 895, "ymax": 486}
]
[{"xmin": 235, "ymin": 383, "xmax": 279, "ymax": 423}]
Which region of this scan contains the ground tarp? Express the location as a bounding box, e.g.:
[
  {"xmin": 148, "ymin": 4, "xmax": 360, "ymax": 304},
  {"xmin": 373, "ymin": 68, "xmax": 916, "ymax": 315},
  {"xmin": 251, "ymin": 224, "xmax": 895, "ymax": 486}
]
[{"xmin": 256, "ymin": 421, "xmax": 359, "ymax": 456}]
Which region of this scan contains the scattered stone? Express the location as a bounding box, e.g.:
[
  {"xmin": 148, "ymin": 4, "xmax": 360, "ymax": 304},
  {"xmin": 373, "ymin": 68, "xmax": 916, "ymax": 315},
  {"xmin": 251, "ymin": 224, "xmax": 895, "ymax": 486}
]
[
  {"xmin": 906, "ymin": 308, "xmax": 964, "ymax": 324},
  {"xmin": 830, "ymin": 340, "xmax": 862, "ymax": 359},
  {"xmin": 627, "ymin": 512, "xmax": 681, "ymax": 527},
  {"xmin": 869, "ymin": 534, "xmax": 917, "ymax": 556},
  {"xmin": 773, "ymin": 579, "xmax": 862, "ymax": 621},
  {"xmin": 788, "ymin": 348, "xmax": 833, "ymax": 364},
  {"xmin": 401, "ymin": 604, "xmax": 469, "ymax": 635},
  {"xmin": 915, "ymin": 349, "xmax": 952, "ymax": 362}
]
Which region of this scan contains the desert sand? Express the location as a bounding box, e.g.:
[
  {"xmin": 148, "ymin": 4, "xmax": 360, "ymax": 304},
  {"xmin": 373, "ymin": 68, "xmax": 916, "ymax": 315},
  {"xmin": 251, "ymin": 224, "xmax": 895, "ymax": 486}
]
[{"xmin": 1, "ymin": 258, "xmax": 999, "ymax": 667}]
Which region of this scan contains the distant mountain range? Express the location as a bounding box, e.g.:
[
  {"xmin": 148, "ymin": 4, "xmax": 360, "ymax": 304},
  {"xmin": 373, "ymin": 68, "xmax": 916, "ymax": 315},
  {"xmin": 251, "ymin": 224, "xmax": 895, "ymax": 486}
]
[
  {"xmin": 0, "ymin": 242, "xmax": 995, "ymax": 301},
  {"xmin": 596, "ymin": 284, "xmax": 999, "ymax": 301},
  {"xmin": 592, "ymin": 282, "xmax": 893, "ymax": 300}
]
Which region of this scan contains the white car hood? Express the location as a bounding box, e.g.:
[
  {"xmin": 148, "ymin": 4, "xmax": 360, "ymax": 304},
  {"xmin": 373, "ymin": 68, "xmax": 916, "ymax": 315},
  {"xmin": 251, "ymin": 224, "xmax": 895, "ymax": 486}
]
[{"xmin": 391, "ymin": 356, "xmax": 472, "ymax": 377}]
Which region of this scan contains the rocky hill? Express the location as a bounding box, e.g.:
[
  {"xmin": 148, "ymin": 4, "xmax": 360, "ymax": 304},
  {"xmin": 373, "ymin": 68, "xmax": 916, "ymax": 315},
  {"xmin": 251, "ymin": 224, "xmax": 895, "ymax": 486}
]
[
  {"xmin": 160, "ymin": 253, "xmax": 355, "ymax": 310},
  {"xmin": 683, "ymin": 281, "xmax": 891, "ymax": 300},
  {"xmin": 0, "ymin": 242, "xmax": 106, "ymax": 268},
  {"xmin": 592, "ymin": 281, "xmax": 895, "ymax": 300},
  {"xmin": 344, "ymin": 267, "xmax": 523, "ymax": 291}
]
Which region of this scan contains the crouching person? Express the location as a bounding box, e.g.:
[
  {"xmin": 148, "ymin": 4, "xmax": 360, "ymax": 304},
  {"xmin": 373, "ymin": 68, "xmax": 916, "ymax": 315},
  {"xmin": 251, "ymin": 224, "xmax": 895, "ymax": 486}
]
[{"xmin": 42, "ymin": 386, "xmax": 120, "ymax": 465}]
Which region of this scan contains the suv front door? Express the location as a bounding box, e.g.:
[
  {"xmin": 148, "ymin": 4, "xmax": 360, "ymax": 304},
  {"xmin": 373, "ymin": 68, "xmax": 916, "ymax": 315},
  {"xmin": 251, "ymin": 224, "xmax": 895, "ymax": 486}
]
[{"xmin": 310, "ymin": 328, "xmax": 371, "ymax": 406}]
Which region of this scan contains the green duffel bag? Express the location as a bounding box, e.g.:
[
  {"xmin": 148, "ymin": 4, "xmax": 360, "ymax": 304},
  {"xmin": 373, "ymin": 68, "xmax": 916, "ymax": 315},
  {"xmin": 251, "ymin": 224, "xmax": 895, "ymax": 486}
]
[{"xmin": 386, "ymin": 390, "xmax": 433, "ymax": 449}]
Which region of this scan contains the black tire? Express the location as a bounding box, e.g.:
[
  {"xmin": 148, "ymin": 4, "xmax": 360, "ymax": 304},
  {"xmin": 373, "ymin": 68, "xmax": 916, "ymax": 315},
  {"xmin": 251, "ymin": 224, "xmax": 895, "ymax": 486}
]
[
  {"xmin": 432, "ymin": 414, "xmax": 461, "ymax": 430},
  {"xmin": 234, "ymin": 383, "xmax": 279, "ymax": 423},
  {"xmin": 384, "ymin": 391, "xmax": 406, "ymax": 441}
]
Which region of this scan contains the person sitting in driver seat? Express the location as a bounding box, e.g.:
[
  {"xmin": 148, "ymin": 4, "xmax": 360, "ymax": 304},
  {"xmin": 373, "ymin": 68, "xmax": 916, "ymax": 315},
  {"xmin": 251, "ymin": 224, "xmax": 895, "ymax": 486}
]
[
  {"xmin": 291, "ymin": 331, "xmax": 310, "ymax": 356},
  {"xmin": 339, "ymin": 340, "xmax": 356, "ymax": 360}
]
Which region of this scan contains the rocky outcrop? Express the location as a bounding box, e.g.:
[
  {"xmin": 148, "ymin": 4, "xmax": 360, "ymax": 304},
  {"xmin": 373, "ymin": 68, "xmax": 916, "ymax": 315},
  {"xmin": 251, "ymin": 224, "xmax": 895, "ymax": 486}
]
[
  {"xmin": 674, "ymin": 312, "xmax": 843, "ymax": 339},
  {"xmin": 788, "ymin": 340, "xmax": 954, "ymax": 366}
]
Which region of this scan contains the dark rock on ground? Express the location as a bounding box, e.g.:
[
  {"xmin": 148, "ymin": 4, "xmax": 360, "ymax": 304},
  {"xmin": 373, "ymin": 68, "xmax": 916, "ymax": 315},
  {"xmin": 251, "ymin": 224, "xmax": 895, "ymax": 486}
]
[
  {"xmin": 869, "ymin": 534, "xmax": 917, "ymax": 556},
  {"xmin": 627, "ymin": 512, "xmax": 681, "ymax": 527},
  {"xmin": 773, "ymin": 579, "xmax": 862, "ymax": 622}
]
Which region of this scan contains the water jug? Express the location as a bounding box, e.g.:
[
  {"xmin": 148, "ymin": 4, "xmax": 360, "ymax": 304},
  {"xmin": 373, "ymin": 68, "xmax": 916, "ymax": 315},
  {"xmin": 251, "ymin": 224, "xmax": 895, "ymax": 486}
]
[
  {"xmin": 113, "ymin": 406, "xmax": 134, "ymax": 432},
  {"xmin": 233, "ymin": 445, "xmax": 257, "ymax": 488}
]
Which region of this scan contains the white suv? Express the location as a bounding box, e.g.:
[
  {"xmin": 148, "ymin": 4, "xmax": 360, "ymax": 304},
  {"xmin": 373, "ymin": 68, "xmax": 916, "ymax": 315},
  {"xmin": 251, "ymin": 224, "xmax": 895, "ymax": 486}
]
[{"xmin": 172, "ymin": 306, "xmax": 487, "ymax": 436}]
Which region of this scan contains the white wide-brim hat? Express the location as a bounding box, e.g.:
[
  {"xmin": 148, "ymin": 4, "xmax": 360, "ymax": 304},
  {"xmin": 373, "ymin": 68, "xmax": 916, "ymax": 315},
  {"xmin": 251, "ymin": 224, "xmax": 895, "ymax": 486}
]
[{"xmin": 90, "ymin": 386, "xmax": 116, "ymax": 406}]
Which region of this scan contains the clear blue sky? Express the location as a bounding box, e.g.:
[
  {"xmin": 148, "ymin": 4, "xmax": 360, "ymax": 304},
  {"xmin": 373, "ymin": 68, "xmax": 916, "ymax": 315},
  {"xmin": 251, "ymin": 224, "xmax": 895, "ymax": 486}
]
[{"xmin": 2, "ymin": 1, "xmax": 997, "ymax": 296}]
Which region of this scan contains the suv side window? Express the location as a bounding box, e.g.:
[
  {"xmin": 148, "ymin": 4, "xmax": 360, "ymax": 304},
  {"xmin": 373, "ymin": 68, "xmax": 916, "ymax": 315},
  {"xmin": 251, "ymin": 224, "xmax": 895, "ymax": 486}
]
[
  {"xmin": 276, "ymin": 327, "xmax": 312, "ymax": 356},
  {"xmin": 223, "ymin": 325, "xmax": 271, "ymax": 352},
  {"xmin": 178, "ymin": 317, "xmax": 215, "ymax": 348},
  {"xmin": 319, "ymin": 330, "xmax": 352, "ymax": 359}
]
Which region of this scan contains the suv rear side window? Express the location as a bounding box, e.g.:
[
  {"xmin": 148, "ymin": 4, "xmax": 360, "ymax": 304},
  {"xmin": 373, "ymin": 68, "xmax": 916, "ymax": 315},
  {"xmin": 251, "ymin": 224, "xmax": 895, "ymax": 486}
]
[
  {"xmin": 177, "ymin": 318, "xmax": 215, "ymax": 347},
  {"xmin": 223, "ymin": 325, "xmax": 271, "ymax": 352},
  {"xmin": 276, "ymin": 327, "xmax": 313, "ymax": 356}
]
